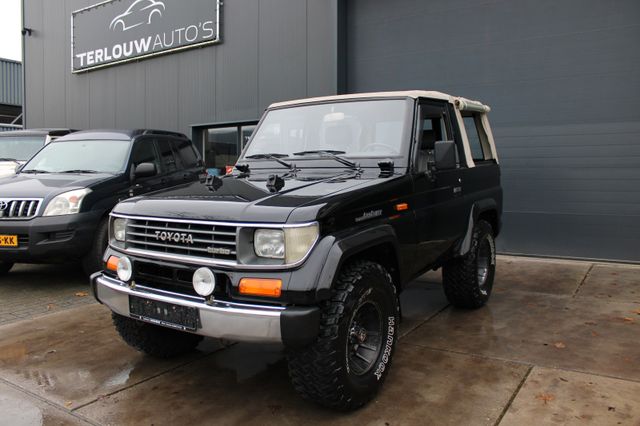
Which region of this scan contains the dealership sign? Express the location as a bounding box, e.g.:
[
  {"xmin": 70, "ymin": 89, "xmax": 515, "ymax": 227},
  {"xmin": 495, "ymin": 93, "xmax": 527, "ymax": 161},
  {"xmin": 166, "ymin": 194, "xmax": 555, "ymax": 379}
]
[{"xmin": 71, "ymin": 0, "xmax": 221, "ymax": 72}]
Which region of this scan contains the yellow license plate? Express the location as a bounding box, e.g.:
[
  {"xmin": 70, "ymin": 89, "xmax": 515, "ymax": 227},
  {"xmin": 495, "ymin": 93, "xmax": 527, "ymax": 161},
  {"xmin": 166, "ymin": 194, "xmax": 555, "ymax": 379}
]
[{"xmin": 0, "ymin": 235, "xmax": 18, "ymax": 247}]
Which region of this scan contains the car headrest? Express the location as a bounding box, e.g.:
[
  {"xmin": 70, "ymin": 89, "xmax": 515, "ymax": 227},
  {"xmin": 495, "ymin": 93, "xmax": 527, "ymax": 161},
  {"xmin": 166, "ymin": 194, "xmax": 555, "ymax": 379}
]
[
  {"xmin": 421, "ymin": 130, "xmax": 436, "ymax": 150},
  {"xmin": 324, "ymin": 124, "xmax": 353, "ymax": 147}
]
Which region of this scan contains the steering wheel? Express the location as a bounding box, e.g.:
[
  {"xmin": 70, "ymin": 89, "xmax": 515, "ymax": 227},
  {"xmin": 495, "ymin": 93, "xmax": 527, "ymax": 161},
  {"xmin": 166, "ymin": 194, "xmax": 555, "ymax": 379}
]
[{"xmin": 361, "ymin": 143, "xmax": 397, "ymax": 154}]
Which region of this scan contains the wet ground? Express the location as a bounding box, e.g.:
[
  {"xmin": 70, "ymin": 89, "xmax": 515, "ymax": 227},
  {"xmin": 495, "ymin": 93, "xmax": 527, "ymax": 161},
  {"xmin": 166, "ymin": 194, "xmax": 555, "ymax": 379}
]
[{"xmin": 0, "ymin": 256, "xmax": 638, "ymax": 425}]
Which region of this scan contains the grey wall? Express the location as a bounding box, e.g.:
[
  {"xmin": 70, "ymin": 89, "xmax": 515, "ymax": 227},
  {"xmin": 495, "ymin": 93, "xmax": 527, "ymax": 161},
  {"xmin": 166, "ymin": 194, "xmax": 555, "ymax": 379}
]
[
  {"xmin": 345, "ymin": 0, "xmax": 640, "ymax": 262},
  {"xmin": 23, "ymin": 0, "xmax": 339, "ymax": 136},
  {"xmin": 23, "ymin": 0, "xmax": 640, "ymax": 262}
]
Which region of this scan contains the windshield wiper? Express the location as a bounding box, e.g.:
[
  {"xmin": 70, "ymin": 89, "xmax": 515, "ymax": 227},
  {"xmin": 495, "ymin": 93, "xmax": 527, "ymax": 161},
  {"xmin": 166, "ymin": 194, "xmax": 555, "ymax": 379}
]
[
  {"xmin": 21, "ymin": 169, "xmax": 50, "ymax": 174},
  {"xmin": 245, "ymin": 153, "xmax": 295, "ymax": 170},
  {"xmin": 293, "ymin": 150, "xmax": 359, "ymax": 170},
  {"xmin": 59, "ymin": 169, "xmax": 100, "ymax": 174},
  {"xmin": 0, "ymin": 158, "xmax": 18, "ymax": 162}
]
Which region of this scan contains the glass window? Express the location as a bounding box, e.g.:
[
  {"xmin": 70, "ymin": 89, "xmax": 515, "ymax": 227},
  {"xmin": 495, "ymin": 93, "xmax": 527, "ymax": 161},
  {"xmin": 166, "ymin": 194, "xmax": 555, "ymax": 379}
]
[
  {"xmin": 131, "ymin": 140, "xmax": 159, "ymax": 170},
  {"xmin": 243, "ymin": 100, "xmax": 411, "ymax": 161},
  {"xmin": 172, "ymin": 139, "xmax": 199, "ymax": 168},
  {"xmin": 22, "ymin": 140, "xmax": 130, "ymax": 174},
  {"xmin": 156, "ymin": 139, "xmax": 179, "ymax": 173},
  {"xmin": 206, "ymin": 127, "xmax": 238, "ymax": 176},
  {"xmin": 0, "ymin": 136, "xmax": 46, "ymax": 161},
  {"xmin": 241, "ymin": 125, "xmax": 256, "ymax": 150},
  {"xmin": 463, "ymin": 115, "xmax": 485, "ymax": 161}
]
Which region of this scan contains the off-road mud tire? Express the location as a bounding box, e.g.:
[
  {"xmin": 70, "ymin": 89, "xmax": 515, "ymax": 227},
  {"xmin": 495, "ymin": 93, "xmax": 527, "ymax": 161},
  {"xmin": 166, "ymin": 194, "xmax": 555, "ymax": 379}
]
[
  {"xmin": 287, "ymin": 260, "xmax": 400, "ymax": 411},
  {"xmin": 112, "ymin": 313, "xmax": 203, "ymax": 358},
  {"xmin": 442, "ymin": 219, "xmax": 496, "ymax": 309}
]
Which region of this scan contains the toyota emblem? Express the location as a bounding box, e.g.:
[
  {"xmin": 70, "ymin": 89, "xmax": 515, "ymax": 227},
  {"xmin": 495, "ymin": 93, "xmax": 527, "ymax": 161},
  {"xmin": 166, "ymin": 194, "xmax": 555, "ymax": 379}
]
[{"xmin": 0, "ymin": 201, "xmax": 7, "ymax": 211}]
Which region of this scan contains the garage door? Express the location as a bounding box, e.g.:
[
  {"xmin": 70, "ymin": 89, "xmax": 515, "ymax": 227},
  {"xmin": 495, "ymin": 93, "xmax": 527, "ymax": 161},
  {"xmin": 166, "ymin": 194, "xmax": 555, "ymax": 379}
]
[{"xmin": 345, "ymin": 0, "xmax": 640, "ymax": 262}]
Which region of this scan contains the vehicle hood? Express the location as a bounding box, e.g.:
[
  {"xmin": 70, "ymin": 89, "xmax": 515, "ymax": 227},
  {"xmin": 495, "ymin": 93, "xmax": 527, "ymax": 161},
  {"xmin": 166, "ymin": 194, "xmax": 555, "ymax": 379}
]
[
  {"xmin": 114, "ymin": 170, "xmax": 394, "ymax": 223},
  {"xmin": 0, "ymin": 161, "xmax": 24, "ymax": 178},
  {"xmin": 0, "ymin": 173, "xmax": 115, "ymax": 199}
]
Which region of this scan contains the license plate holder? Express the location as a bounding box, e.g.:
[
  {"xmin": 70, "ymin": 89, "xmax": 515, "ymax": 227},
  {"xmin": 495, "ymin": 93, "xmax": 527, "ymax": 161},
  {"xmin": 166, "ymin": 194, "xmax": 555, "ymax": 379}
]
[
  {"xmin": 0, "ymin": 235, "xmax": 18, "ymax": 247},
  {"xmin": 129, "ymin": 296, "xmax": 200, "ymax": 332}
]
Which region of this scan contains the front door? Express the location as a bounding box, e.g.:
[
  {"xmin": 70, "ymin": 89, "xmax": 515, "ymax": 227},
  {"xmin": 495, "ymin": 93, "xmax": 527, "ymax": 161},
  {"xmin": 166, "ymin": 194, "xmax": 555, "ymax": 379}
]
[{"xmin": 410, "ymin": 100, "xmax": 468, "ymax": 274}]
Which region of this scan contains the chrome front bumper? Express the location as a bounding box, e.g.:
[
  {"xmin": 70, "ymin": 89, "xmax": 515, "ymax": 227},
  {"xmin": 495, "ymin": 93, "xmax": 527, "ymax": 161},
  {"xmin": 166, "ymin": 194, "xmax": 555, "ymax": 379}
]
[{"xmin": 92, "ymin": 274, "xmax": 284, "ymax": 343}]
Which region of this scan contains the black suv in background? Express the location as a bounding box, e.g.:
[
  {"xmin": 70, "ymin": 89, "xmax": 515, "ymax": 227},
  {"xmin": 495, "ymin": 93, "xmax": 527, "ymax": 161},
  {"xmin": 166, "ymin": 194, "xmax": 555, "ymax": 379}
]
[{"xmin": 0, "ymin": 129, "xmax": 203, "ymax": 275}]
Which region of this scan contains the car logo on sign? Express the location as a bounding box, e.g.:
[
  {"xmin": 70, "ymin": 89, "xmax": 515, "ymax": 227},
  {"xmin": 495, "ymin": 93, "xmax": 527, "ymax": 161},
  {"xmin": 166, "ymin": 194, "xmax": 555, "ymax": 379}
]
[{"xmin": 110, "ymin": 0, "xmax": 166, "ymax": 32}]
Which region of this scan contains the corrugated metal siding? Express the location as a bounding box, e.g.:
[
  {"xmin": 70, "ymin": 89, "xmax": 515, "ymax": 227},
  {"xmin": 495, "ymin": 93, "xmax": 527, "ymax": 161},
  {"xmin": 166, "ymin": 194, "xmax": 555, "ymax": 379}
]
[
  {"xmin": 0, "ymin": 59, "xmax": 22, "ymax": 106},
  {"xmin": 345, "ymin": 0, "xmax": 640, "ymax": 262},
  {"xmin": 0, "ymin": 124, "xmax": 23, "ymax": 132},
  {"xmin": 23, "ymin": 0, "xmax": 339, "ymax": 136}
]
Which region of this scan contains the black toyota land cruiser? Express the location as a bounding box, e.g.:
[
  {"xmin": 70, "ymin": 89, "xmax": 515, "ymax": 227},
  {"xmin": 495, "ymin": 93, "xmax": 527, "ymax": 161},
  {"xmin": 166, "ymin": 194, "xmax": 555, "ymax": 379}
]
[
  {"xmin": 0, "ymin": 129, "xmax": 203, "ymax": 276},
  {"xmin": 91, "ymin": 91, "xmax": 502, "ymax": 410}
]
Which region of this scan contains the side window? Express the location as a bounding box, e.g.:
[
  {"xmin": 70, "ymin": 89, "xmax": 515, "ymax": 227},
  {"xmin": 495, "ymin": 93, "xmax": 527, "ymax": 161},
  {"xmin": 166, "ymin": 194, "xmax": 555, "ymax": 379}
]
[
  {"xmin": 156, "ymin": 139, "xmax": 179, "ymax": 173},
  {"xmin": 462, "ymin": 114, "xmax": 492, "ymax": 162},
  {"xmin": 171, "ymin": 139, "xmax": 199, "ymax": 168},
  {"xmin": 130, "ymin": 140, "xmax": 160, "ymax": 173},
  {"xmin": 416, "ymin": 103, "xmax": 453, "ymax": 173}
]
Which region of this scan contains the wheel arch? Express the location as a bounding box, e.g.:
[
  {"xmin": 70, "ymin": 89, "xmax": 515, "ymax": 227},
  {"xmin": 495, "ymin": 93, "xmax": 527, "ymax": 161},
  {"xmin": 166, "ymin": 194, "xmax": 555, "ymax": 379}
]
[
  {"xmin": 315, "ymin": 224, "xmax": 402, "ymax": 301},
  {"xmin": 456, "ymin": 199, "xmax": 501, "ymax": 257}
]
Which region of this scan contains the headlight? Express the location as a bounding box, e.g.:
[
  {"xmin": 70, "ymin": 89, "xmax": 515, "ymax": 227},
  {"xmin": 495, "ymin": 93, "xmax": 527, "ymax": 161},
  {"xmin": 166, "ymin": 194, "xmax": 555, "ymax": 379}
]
[
  {"xmin": 112, "ymin": 218, "xmax": 126, "ymax": 242},
  {"xmin": 117, "ymin": 256, "xmax": 133, "ymax": 282},
  {"xmin": 253, "ymin": 224, "xmax": 319, "ymax": 264},
  {"xmin": 254, "ymin": 229, "xmax": 285, "ymax": 259},
  {"xmin": 43, "ymin": 188, "xmax": 91, "ymax": 216},
  {"xmin": 284, "ymin": 224, "xmax": 319, "ymax": 264}
]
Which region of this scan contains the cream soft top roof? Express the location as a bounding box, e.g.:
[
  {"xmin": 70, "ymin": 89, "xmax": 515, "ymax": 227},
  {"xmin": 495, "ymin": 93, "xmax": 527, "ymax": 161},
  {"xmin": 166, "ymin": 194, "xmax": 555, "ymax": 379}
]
[{"xmin": 268, "ymin": 90, "xmax": 491, "ymax": 112}]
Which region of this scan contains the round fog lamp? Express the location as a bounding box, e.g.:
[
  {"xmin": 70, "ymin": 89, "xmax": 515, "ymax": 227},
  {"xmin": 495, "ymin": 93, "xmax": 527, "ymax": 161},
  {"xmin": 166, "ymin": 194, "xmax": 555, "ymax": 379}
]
[
  {"xmin": 117, "ymin": 257, "xmax": 133, "ymax": 282},
  {"xmin": 193, "ymin": 267, "xmax": 216, "ymax": 297}
]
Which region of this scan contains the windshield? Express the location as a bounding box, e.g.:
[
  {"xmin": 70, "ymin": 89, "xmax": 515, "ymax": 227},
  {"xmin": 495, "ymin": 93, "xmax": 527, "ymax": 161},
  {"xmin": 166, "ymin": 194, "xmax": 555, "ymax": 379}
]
[
  {"xmin": 242, "ymin": 99, "xmax": 411, "ymax": 165},
  {"xmin": 22, "ymin": 140, "xmax": 130, "ymax": 174},
  {"xmin": 0, "ymin": 136, "xmax": 46, "ymax": 161}
]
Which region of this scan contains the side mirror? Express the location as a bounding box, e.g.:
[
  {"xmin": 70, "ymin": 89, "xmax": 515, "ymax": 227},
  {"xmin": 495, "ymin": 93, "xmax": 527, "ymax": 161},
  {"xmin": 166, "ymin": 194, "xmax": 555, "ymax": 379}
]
[
  {"xmin": 434, "ymin": 140, "xmax": 456, "ymax": 170},
  {"xmin": 134, "ymin": 162, "xmax": 157, "ymax": 179}
]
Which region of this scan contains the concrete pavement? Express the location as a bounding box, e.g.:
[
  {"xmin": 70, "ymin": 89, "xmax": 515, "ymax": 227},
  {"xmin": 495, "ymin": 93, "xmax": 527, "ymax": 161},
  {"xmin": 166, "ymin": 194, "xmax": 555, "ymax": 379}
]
[{"xmin": 0, "ymin": 256, "xmax": 638, "ymax": 425}]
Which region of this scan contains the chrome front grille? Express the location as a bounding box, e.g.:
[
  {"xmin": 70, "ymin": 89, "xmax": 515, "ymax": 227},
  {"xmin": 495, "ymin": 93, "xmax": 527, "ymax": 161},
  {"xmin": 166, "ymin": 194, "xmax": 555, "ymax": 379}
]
[
  {"xmin": 0, "ymin": 199, "xmax": 41, "ymax": 219},
  {"xmin": 125, "ymin": 218, "xmax": 237, "ymax": 262}
]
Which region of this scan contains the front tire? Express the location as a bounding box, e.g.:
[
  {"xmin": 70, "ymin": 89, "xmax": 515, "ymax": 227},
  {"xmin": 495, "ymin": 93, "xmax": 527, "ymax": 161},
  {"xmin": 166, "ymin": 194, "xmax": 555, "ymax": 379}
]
[
  {"xmin": 287, "ymin": 261, "xmax": 400, "ymax": 410},
  {"xmin": 112, "ymin": 313, "xmax": 203, "ymax": 358},
  {"xmin": 82, "ymin": 218, "xmax": 109, "ymax": 276},
  {"xmin": 0, "ymin": 262, "xmax": 14, "ymax": 275},
  {"xmin": 442, "ymin": 220, "xmax": 496, "ymax": 309}
]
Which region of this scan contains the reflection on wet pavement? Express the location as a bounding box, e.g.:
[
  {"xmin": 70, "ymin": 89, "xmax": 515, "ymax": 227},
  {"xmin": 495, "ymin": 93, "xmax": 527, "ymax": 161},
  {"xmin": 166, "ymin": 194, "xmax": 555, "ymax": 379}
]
[
  {"xmin": 76, "ymin": 343, "xmax": 529, "ymax": 426},
  {"xmin": 0, "ymin": 304, "xmax": 223, "ymax": 408},
  {"xmin": 0, "ymin": 381, "xmax": 88, "ymax": 426},
  {"xmin": 0, "ymin": 256, "xmax": 638, "ymax": 425}
]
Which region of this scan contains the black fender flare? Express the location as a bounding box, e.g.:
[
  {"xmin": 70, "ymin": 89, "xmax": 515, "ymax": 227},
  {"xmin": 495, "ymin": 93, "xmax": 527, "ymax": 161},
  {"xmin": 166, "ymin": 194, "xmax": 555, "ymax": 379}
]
[
  {"xmin": 314, "ymin": 224, "xmax": 400, "ymax": 301},
  {"xmin": 456, "ymin": 199, "xmax": 499, "ymax": 256}
]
